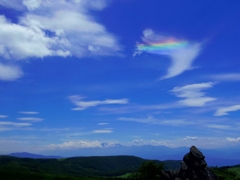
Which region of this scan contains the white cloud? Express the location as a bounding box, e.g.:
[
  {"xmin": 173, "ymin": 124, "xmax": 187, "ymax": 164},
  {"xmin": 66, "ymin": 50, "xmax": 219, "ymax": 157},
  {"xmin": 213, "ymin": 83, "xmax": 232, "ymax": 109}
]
[
  {"xmin": 19, "ymin": 0, "xmax": 120, "ymax": 58},
  {"xmin": 0, "ymin": 121, "xmax": 32, "ymax": 131},
  {"xmin": 171, "ymin": 82, "xmax": 216, "ymax": 107},
  {"xmin": 0, "ymin": 0, "xmax": 121, "ymax": 80},
  {"xmin": 128, "ymin": 139, "xmax": 183, "ymax": 147},
  {"xmin": 17, "ymin": 117, "xmax": 43, "ymax": 122},
  {"xmin": 206, "ymin": 124, "xmax": 232, "ymax": 130},
  {"xmin": 47, "ymin": 140, "xmax": 118, "ymax": 149},
  {"xmin": 0, "ymin": 127, "xmax": 13, "ymax": 132},
  {"xmin": 92, "ymin": 129, "xmax": 113, "ymax": 134},
  {"xmin": 183, "ymin": 136, "xmax": 198, "ymax": 141},
  {"xmin": 0, "ymin": 121, "xmax": 32, "ymax": 128},
  {"xmin": 214, "ymin": 105, "xmax": 240, "ymax": 116},
  {"xmin": 163, "ymin": 44, "xmax": 201, "ymax": 79},
  {"xmin": 18, "ymin": 111, "xmax": 39, "ymax": 115},
  {"xmin": 98, "ymin": 123, "xmax": 109, "ymax": 125},
  {"xmin": 0, "ymin": 15, "xmax": 70, "ymax": 59},
  {"xmin": 0, "ymin": 0, "xmax": 25, "ymax": 10},
  {"xmin": 226, "ymin": 137, "xmax": 240, "ymax": 142},
  {"xmin": 128, "ymin": 137, "xmax": 234, "ymax": 149},
  {"xmin": 48, "ymin": 140, "xmax": 102, "ymax": 149},
  {"xmin": 0, "ymin": 115, "xmax": 8, "ymax": 118},
  {"xmin": 23, "ymin": 0, "xmax": 42, "ymax": 11},
  {"xmin": 210, "ymin": 73, "xmax": 240, "ymax": 81},
  {"xmin": 134, "ymin": 29, "xmax": 202, "ymax": 79},
  {"xmin": 118, "ymin": 116, "xmax": 192, "ymax": 126},
  {"xmin": 68, "ymin": 95, "xmax": 128, "ymax": 110},
  {"xmin": 0, "ymin": 63, "xmax": 23, "ymax": 81}
]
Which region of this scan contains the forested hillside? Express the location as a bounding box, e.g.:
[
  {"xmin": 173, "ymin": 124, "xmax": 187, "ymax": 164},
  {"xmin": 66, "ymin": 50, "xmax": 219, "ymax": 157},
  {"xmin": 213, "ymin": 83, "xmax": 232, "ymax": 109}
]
[{"xmin": 0, "ymin": 155, "xmax": 180, "ymax": 177}]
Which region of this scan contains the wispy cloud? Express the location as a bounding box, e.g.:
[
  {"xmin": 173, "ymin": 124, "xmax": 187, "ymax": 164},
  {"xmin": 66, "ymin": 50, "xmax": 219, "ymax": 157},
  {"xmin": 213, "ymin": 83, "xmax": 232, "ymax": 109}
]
[
  {"xmin": 92, "ymin": 129, "xmax": 113, "ymax": 134},
  {"xmin": 226, "ymin": 137, "xmax": 240, "ymax": 142},
  {"xmin": 134, "ymin": 29, "xmax": 202, "ymax": 79},
  {"xmin": 68, "ymin": 95, "xmax": 128, "ymax": 110},
  {"xmin": 98, "ymin": 123, "xmax": 109, "ymax": 125},
  {"xmin": 0, "ymin": 121, "xmax": 31, "ymax": 127},
  {"xmin": 0, "ymin": 121, "xmax": 32, "ymax": 131},
  {"xmin": 210, "ymin": 73, "xmax": 240, "ymax": 81},
  {"xmin": 118, "ymin": 116, "xmax": 192, "ymax": 126},
  {"xmin": 171, "ymin": 82, "xmax": 216, "ymax": 107},
  {"xmin": 0, "ymin": 0, "xmax": 25, "ymax": 10},
  {"xmin": 0, "ymin": 0, "xmax": 120, "ymax": 81},
  {"xmin": 214, "ymin": 105, "xmax": 240, "ymax": 116},
  {"xmin": 0, "ymin": 63, "xmax": 23, "ymax": 81},
  {"xmin": 22, "ymin": 0, "xmax": 42, "ymax": 11},
  {"xmin": 128, "ymin": 137, "xmax": 236, "ymax": 149},
  {"xmin": 48, "ymin": 140, "xmax": 102, "ymax": 149},
  {"xmin": 48, "ymin": 140, "xmax": 118, "ymax": 149},
  {"xmin": 17, "ymin": 117, "xmax": 43, "ymax": 122},
  {"xmin": 0, "ymin": 115, "xmax": 8, "ymax": 118},
  {"xmin": 18, "ymin": 111, "xmax": 39, "ymax": 115},
  {"xmin": 183, "ymin": 136, "xmax": 197, "ymax": 141},
  {"xmin": 205, "ymin": 124, "xmax": 232, "ymax": 130}
]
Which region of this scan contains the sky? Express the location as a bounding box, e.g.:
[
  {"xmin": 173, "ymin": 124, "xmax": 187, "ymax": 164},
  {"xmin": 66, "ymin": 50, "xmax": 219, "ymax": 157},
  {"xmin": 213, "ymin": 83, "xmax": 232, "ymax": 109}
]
[{"xmin": 0, "ymin": 0, "xmax": 240, "ymax": 154}]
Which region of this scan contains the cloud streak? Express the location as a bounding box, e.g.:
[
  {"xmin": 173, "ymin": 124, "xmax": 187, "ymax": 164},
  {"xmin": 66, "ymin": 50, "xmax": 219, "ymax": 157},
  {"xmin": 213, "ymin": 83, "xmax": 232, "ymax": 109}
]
[
  {"xmin": 205, "ymin": 124, "xmax": 232, "ymax": 130},
  {"xmin": 98, "ymin": 123, "xmax": 109, "ymax": 125},
  {"xmin": 183, "ymin": 136, "xmax": 198, "ymax": 141},
  {"xmin": 0, "ymin": 122, "xmax": 31, "ymax": 127},
  {"xmin": 48, "ymin": 140, "xmax": 118, "ymax": 149},
  {"xmin": 171, "ymin": 82, "xmax": 216, "ymax": 107},
  {"xmin": 118, "ymin": 116, "xmax": 193, "ymax": 126},
  {"xmin": 226, "ymin": 137, "xmax": 240, "ymax": 142},
  {"xmin": 17, "ymin": 117, "xmax": 43, "ymax": 122},
  {"xmin": 210, "ymin": 73, "xmax": 240, "ymax": 81},
  {"xmin": 68, "ymin": 95, "xmax": 128, "ymax": 110},
  {"xmin": 134, "ymin": 29, "xmax": 202, "ymax": 79},
  {"xmin": 18, "ymin": 111, "xmax": 39, "ymax": 115},
  {"xmin": 92, "ymin": 129, "xmax": 113, "ymax": 134},
  {"xmin": 0, "ymin": 121, "xmax": 32, "ymax": 131},
  {"xmin": 214, "ymin": 105, "xmax": 240, "ymax": 116}
]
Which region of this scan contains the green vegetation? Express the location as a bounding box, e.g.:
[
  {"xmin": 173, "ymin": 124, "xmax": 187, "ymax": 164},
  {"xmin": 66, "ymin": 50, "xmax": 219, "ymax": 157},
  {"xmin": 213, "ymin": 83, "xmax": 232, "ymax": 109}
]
[
  {"xmin": 0, "ymin": 155, "xmax": 145, "ymax": 177},
  {"xmin": 228, "ymin": 166, "xmax": 240, "ymax": 177},
  {"xmin": 212, "ymin": 166, "xmax": 240, "ymax": 180},
  {"xmin": 129, "ymin": 160, "xmax": 164, "ymax": 180},
  {"xmin": 0, "ymin": 155, "xmax": 165, "ymax": 180},
  {"xmin": 1, "ymin": 155, "xmax": 240, "ymax": 180},
  {"xmin": 0, "ymin": 169, "xmax": 110, "ymax": 180}
]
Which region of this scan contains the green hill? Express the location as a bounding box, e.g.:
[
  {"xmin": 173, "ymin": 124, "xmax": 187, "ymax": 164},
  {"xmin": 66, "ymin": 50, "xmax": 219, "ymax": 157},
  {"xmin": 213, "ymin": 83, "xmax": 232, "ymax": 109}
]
[
  {"xmin": 212, "ymin": 165, "xmax": 240, "ymax": 180},
  {"xmin": 1, "ymin": 155, "xmax": 240, "ymax": 179},
  {"xmin": 0, "ymin": 155, "xmax": 180, "ymax": 177}
]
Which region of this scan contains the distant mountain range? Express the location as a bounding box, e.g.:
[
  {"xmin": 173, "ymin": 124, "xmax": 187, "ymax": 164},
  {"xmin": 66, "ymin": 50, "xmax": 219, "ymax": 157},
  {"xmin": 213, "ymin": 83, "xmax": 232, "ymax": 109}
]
[
  {"xmin": 8, "ymin": 152, "xmax": 62, "ymax": 159},
  {"xmin": 7, "ymin": 145, "xmax": 240, "ymax": 167}
]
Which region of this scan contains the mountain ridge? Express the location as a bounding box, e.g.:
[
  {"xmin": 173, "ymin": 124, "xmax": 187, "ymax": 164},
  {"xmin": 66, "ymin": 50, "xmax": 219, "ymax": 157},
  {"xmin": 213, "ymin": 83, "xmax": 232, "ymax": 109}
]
[{"xmin": 9, "ymin": 152, "xmax": 62, "ymax": 159}]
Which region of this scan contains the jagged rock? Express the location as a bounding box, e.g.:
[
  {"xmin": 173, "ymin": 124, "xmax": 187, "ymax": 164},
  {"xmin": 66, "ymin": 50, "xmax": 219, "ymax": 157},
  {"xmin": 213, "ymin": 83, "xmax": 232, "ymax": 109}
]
[{"xmin": 161, "ymin": 146, "xmax": 218, "ymax": 180}]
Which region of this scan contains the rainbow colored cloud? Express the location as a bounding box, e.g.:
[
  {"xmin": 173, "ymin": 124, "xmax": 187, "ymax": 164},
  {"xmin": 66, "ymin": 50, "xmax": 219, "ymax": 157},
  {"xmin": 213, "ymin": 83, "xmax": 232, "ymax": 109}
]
[{"xmin": 134, "ymin": 29, "xmax": 202, "ymax": 79}]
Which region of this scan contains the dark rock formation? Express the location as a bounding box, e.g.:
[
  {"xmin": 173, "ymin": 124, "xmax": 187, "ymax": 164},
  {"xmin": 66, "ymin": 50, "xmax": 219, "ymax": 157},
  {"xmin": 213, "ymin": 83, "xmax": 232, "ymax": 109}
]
[{"xmin": 161, "ymin": 146, "xmax": 218, "ymax": 180}]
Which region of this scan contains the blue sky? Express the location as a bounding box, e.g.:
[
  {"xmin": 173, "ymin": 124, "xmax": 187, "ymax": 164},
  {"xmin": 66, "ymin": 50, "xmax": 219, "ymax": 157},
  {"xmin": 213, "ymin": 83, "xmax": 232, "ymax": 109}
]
[{"xmin": 0, "ymin": 0, "xmax": 240, "ymax": 154}]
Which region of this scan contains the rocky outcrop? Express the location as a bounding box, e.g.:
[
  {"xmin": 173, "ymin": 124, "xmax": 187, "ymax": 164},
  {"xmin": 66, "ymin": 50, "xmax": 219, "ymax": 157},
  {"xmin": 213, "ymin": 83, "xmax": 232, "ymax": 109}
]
[{"xmin": 162, "ymin": 146, "xmax": 218, "ymax": 180}]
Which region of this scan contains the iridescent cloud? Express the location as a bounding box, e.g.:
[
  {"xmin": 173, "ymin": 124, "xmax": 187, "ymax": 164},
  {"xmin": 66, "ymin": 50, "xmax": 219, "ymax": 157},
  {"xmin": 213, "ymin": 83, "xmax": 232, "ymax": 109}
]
[{"xmin": 134, "ymin": 29, "xmax": 202, "ymax": 79}]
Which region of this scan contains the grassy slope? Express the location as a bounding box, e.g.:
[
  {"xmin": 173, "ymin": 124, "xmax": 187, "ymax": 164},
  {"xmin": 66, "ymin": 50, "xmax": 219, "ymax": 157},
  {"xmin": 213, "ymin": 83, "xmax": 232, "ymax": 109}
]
[
  {"xmin": 0, "ymin": 155, "xmax": 181, "ymax": 177},
  {"xmin": 228, "ymin": 165, "xmax": 240, "ymax": 177},
  {"xmin": 0, "ymin": 155, "xmax": 144, "ymax": 176},
  {"xmin": 0, "ymin": 169, "xmax": 124, "ymax": 180},
  {"xmin": 1, "ymin": 155, "xmax": 240, "ymax": 179},
  {"xmin": 212, "ymin": 166, "xmax": 240, "ymax": 180}
]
